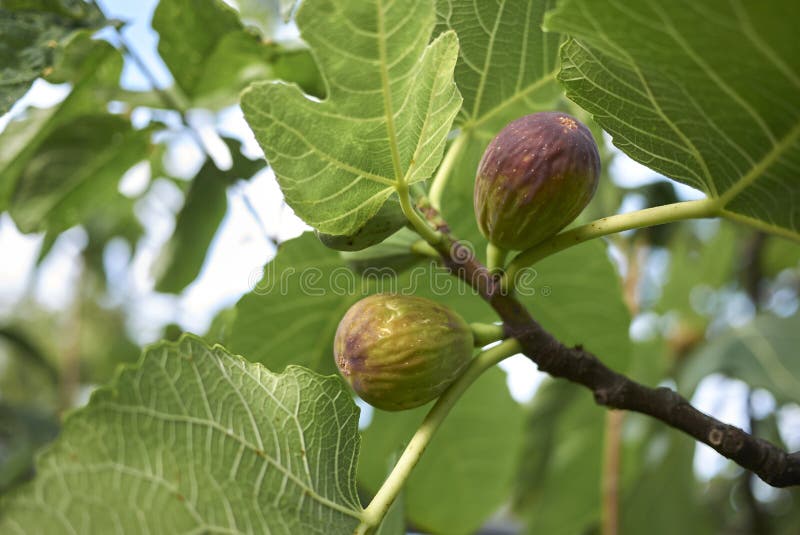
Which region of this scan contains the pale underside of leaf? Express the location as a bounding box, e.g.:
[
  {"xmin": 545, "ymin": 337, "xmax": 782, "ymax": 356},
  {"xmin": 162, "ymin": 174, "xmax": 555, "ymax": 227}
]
[
  {"xmin": 436, "ymin": 0, "xmax": 562, "ymax": 132},
  {"xmin": 241, "ymin": 0, "xmax": 462, "ymax": 235},
  {"xmin": 546, "ymin": 0, "xmax": 800, "ymax": 239},
  {"xmin": 0, "ymin": 336, "xmax": 363, "ymax": 535}
]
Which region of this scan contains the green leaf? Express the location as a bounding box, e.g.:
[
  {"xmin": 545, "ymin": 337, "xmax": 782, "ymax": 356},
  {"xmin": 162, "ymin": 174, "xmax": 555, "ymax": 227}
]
[
  {"xmin": 436, "ymin": 0, "xmax": 562, "ymax": 130},
  {"xmin": 154, "ymin": 142, "xmax": 264, "ymax": 294},
  {"xmin": 762, "ymin": 234, "xmax": 800, "ymax": 277},
  {"xmin": 0, "ymin": 335, "xmax": 364, "ymax": 534},
  {"xmin": 679, "ymin": 313, "xmax": 800, "ymax": 405},
  {"xmin": 8, "ymin": 113, "xmax": 150, "ymax": 233},
  {"xmin": 0, "ymin": 403, "xmax": 59, "ymax": 493},
  {"xmin": 545, "ymin": 0, "xmax": 800, "ymax": 240},
  {"xmin": 359, "ymin": 367, "xmax": 524, "ymax": 534},
  {"xmin": 654, "ymin": 223, "xmax": 737, "ymax": 324},
  {"xmin": 520, "ymin": 240, "xmax": 632, "ymax": 372},
  {"xmin": 228, "ymin": 232, "xmax": 495, "ymax": 373},
  {"xmin": 620, "ymin": 429, "xmax": 715, "ymax": 534},
  {"xmin": 514, "ymin": 380, "xmax": 603, "ymax": 534},
  {"xmin": 229, "ymin": 233, "xmax": 357, "ymax": 374},
  {"xmin": 0, "ymin": 31, "xmax": 125, "ymax": 212},
  {"xmin": 0, "ymin": 0, "xmax": 102, "ymax": 115},
  {"xmin": 153, "ymin": 0, "xmax": 273, "ymax": 108},
  {"xmin": 241, "ymin": 0, "xmax": 462, "ymax": 235}
]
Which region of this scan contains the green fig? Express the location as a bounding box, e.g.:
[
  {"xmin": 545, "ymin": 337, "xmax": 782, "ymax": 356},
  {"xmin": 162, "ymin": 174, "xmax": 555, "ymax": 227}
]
[
  {"xmin": 334, "ymin": 294, "xmax": 473, "ymax": 411},
  {"xmin": 316, "ymin": 198, "xmax": 407, "ymax": 251},
  {"xmin": 474, "ymin": 112, "xmax": 601, "ymax": 250}
]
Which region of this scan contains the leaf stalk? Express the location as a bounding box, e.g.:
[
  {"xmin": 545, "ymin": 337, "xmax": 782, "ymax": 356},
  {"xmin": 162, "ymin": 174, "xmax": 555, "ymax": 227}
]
[
  {"xmin": 356, "ymin": 338, "xmax": 522, "ymax": 534},
  {"xmin": 428, "ymin": 132, "xmax": 468, "ymax": 211},
  {"xmin": 502, "ymin": 198, "xmax": 719, "ymax": 291}
]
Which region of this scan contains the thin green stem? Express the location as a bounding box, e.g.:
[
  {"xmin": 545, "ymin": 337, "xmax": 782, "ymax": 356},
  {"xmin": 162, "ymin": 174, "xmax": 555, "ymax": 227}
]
[
  {"xmin": 502, "ymin": 199, "xmax": 719, "ymax": 292},
  {"xmin": 357, "ymin": 338, "xmax": 522, "ymax": 534},
  {"xmin": 410, "ymin": 240, "xmax": 440, "ymax": 259},
  {"xmin": 470, "ymin": 322, "xmax": 506, "ymax": 346},
  {"xmin": 486, "ymin": 242, "xmax": 508, "ymax": 274},
  {"xmin": 428, "ymin": 133, "xmax": 468, "ymax": 211},
  {"xmin": 397, "ymin": 182, "xmax": 442, "ymax": 245}
]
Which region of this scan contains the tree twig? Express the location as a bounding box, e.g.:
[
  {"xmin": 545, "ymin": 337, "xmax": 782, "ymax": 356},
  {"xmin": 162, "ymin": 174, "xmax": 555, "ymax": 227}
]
[{"xmin": 418, "ymin": 199, "xmax": 800, "ymax": 488}]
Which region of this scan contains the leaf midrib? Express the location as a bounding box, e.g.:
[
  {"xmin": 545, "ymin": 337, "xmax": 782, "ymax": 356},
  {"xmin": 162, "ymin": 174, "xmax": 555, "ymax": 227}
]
[{"xmin": 376, "ymin": 0, "xmax": 404, "ymax": 185}]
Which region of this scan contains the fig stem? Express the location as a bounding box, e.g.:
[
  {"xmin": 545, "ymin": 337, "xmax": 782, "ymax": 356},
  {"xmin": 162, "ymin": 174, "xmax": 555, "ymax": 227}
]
[
  {"xmin": 470, "ymin": 322, "xmax": 506, "ymax": 346},
  {"xmin": 428, "ymin": 132, "xmax": 468, "ymax": 211},
  {"xmin": 397, "ymin": 182, "xmax": 443, "ymax": 245},
  {"xmin": 502, "ymin": 199, "xmax": 719, "ymax": 292},
  {"xmin": 486, "ymin": 243, "xmax": 509, "ymax": 274},
  {"xmin": 357, "ymin": 338, "xmax": 522, "ymax": 534},
  {"xmin": 410, "ymin": 240, "xmax": 440, "ymax": 259}
]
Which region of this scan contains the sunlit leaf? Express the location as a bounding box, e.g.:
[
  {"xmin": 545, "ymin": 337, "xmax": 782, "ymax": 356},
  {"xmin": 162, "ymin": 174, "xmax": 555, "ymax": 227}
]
[
  {"xmin": 546, "ymin": 0, "xmax": 800, "ymax": 240},
  {"xmin": 241, "ymin": 0, "xmax": 462, "ymax": 235}
]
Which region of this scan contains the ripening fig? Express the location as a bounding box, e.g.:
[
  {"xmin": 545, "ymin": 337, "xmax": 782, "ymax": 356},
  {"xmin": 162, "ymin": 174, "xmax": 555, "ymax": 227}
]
[
  {"xmin": 474, "ymin": 112, "xmax": 601, "ymax": 251},
  {"xmin": 316, "ymin": 198, "xmax": 406, "ymax": 251},
  {"xmin": 334, "ymin": 294, "xmax": 473, "ymax": 411}
]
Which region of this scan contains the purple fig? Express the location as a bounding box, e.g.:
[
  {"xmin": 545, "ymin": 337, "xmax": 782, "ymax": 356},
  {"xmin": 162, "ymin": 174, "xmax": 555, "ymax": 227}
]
[
  {"xmin": 474, "ymin": 112, "xmax": 601, "ymax": 250},
  {"xmin": 334, "ymin": 294, "xmax": 473, "ymax": 411}
]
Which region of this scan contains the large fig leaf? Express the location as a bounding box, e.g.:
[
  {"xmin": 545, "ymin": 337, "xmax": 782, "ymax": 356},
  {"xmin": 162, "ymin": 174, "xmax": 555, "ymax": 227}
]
[
  {"xmin": 436, "ymin": 0, "xmax": 562, "ymax": 130},
  {"xmin": 0, "ymin": 336, "xmax": 364, "ymax": 534},
  {"xmin": 545, "ymin": 0, "xmax": 800, "ymax": 240},
  {"xmin": 241, "ymin": 0, "xmax": 462, "ymax": 235}
]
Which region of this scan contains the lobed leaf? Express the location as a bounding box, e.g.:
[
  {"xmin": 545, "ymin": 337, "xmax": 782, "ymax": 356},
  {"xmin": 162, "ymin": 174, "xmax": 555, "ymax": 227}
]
[{"xmin": 241, "ymin": 0, "xmax": 462, "ymax": 235}]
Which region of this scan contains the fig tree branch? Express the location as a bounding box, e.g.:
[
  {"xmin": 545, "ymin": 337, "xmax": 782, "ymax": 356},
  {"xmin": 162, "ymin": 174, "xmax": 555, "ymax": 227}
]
[{"xmin": 417, "ymin": 200, "xmax": 800, "ymax": 488}]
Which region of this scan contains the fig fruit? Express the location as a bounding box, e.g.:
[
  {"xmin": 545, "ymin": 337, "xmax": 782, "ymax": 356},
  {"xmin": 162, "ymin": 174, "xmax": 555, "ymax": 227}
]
[
  {"xmin": 334, "ymin": 294, "xmax": 473, "ymax": 411},
  {"xmin": 316, "ymin": 198, "xmax": 406, "ymax": 251},
  {"xmin": 474, "ymin": 112, "xmax": 601, "ymax": 250}
]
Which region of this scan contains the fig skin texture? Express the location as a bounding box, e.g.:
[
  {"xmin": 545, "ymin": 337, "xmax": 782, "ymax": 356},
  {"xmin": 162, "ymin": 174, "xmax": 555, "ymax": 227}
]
[
  {"xmin": 474, "ymin": 112, "xmax": 601, "ymax": 250},
  {"xmin": 334, "ymin": 294, "xmax": 474, "ymax": 411},
  {"xmin": 316, "ymin": 198, "xmax": 406, "ymax": 251}
]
